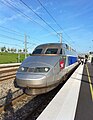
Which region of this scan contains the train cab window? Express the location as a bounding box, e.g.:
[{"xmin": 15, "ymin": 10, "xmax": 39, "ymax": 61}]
[
  {"xmin": 45, "ymin": 48, "xmax": 58, "ymax": 54},
  {"xmin": 32, "ymin": 48, "xmax": 42, "ymax": 54}
]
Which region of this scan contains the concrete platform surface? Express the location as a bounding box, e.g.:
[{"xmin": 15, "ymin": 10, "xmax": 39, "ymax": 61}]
[{"xmin": 37, "ymin": 64, "xmax": 84, "ymax": 120}]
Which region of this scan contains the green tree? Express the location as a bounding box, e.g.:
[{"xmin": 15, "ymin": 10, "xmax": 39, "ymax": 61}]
[
  {"xmin": 1, "ymin": 46, "xmax": 6, "ymax": 52},
  {"xmin": 18, "ymin": 49, "xmax": 22, "ymax": 53},
  {"xmin": 23, "ymin": 48, "xmax": 28, "ymax": 53},
  {"xmin": 7, "ymin": 48, "xmax": 10, "ymax": 53},
  {"xmin": 14, "ymin": 48, "xmax": 16, "ymax": 53},
  {"xmin": 11, "ymin": 48, "xmax": 14, "ymax": 53}
]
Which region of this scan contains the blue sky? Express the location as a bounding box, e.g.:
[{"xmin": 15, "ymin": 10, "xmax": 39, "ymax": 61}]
[{"xmin": 0, "ymin": 0, "xmax": 93, "ymax": 53}]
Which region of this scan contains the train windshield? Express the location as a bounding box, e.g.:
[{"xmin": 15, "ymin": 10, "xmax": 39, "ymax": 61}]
[
  {"xmin": 45, "ymin": 48, "xmax": 58, "ymax": 54},
  {"xmin": 32, "ymin": 48, "xmax": 42, "ymax": 54}
]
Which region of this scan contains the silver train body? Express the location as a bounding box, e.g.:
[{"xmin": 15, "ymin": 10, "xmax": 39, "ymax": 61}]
[{"xmin": 16, "ymin": 43, "xmax": 78, "ymax": 95}]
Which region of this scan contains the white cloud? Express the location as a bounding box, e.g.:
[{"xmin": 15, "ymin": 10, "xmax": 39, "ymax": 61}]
[
  {"xmin": 64, "ymin": 26, "xmax": 82, "ymax": 32},
  {"xmin": 0, "ymin": 0, "xmax": 32, "ymax": 24},
  {"xmin": 0, "ymin": 14, "xmax": 21, "ymax": 24},
  {"xmin": 70, "ymin": 7, "xmax": 93, "ymax": 19},
  {"xmin": 1, "ymin": 0, "xmax": 11, "ymax": 4},
  {"xmin": 39, "ymin": 32, "xmax": 56, "ymax": 38}
]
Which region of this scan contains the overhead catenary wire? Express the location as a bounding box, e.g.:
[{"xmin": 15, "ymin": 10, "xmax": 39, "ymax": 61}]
[
  {"xmin": 37, "ymin": 0, "xmax": 62, "ymax": 30},
  {"xmin": 0, "ymin": 28, "xmax": 23, "ymax": 38},
  {"xmin": 0, "ymin": 33, "xmax": 36, "ymax": 50},
  {"xmin": 37, "ymin": 0, "xmax": 77, "ymax": 46},
  {"xmin": 0, "ymin": 1, "xmax": 51, "ymax": 33},
  {"xmin": 0, "ymin": 1, "xmax": 48, "ymax": 53},
  {"xmin": 62, "ymin": 37, "xmax": 72, "ymax": 45},
  {"xmin": 0, "ymin": 33, "xmax": 24, "ymax": 43},
  {"xmin": 19, "ymin": 0, "xmax": 58, "ymax": 34},
  {"xmin": 0, "ymin": 25, "xmax": 24, "ymax": 37},
  {"xmin": 19, "ymin": 0, "xmax": 75, "ymax": 47},
  {"xmin": 0, "ymin": 1, "xmax": 44, "ymax": 50},
  {"xmin": 1, "ymin": 0, "xmax": 75, "ymax": 45},
  {"xmin": 0, "ymin": 0, "xmax": 78, "ymax": 50},
  {"xmin": 0, "ymin": 25, "xmax": 58, "ymax": 45},
  {"xmin": 0, "ymin": 37, "xmax": 37, "ymax": 51},
  {"xmin": 0, "ymin": 0, "xmax": 59, "ymax": 43},
  {"xmin": 0, "ymin": 41, "xmax": 22, "ymax": 48},
  {"xmin": 0, "ymin": 24, "xmax": 43, "ymax": 45},
  {"xmin": 0, "ymin": 26, "xmax": 39, "ymax": 48}
]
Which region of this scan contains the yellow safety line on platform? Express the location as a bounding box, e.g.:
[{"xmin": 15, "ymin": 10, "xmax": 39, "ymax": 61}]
[{"xmin": 86, "ymin": 64, "xmax": 93, "ymax": 101}]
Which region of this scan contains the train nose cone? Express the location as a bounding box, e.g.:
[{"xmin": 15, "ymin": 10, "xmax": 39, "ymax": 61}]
[
  {"xmin": 16, "ymin": 55, "xmax": 60, "ymax": 88},
  {"xmin": 16, "ymin": 73, "xmax": 47, "ymax": 88}
]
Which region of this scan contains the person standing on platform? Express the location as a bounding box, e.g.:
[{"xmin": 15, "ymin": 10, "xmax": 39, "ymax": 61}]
[
  {"xmin": 81, "ymin": 59, "xmax": 84, "ymax": 65},
  {"xmin": 91, "ymin": 57, "xmax": 93, "ymax": 65}
]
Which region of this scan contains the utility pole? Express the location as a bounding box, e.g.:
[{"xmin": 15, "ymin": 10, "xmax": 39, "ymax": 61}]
[
  {"xmin": 24, "ymin": 34, "xmax": 27, "ymax": 58},
  {"xmin": 18, "ymin": 51, "xmax": 20, "ymax": 62},
  {"xmin": 57, "ymin": 33, "xmax": 62, "ymax": 43},
  {"xmin": 60, "ymin": 33, "xmax": 62, "ymax": 43},
  {"xmin": 57, "ymin": 32, "xmax": 64, "ymax": 54}
]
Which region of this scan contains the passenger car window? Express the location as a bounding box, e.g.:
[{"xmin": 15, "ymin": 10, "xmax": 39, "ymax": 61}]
[
  {"xmin": 45, "ymin": 48, "xmax": 58, "ymax": 54},
  {"xmin": 32, "ymin": 49, "xmax": 42, "ymax": 54},
  {"xmin": 60, "ymin": 49, "xmax": 62, "ymax": 54}
]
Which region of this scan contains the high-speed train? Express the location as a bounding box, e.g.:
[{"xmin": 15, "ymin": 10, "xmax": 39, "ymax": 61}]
[{"xmin": 15, "ymin": 43, "xmax": 78, "ymax": 95}]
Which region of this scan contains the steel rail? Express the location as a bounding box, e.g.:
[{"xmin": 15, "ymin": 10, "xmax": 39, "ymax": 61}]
[
  {"xmin": 0, "ymin": 93, "xmax": 31, "ymax": 113},
  {"xmin": 0, "ymin": 63, "xmax": 20, "ymax": 82}
]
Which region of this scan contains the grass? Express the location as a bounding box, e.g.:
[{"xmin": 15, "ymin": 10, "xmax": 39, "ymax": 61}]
[{"xmin": 0, "ymin": 52, "xmax": 26, "ymax": 64}]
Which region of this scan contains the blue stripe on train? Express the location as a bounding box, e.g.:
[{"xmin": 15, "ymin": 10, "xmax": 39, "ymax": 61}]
[{"xmin": 68, "ymin": 56, "xmax": 77, "ymax": 65}]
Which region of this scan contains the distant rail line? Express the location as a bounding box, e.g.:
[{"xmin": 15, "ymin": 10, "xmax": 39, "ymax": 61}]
[{"xmin": 0, "ymin": 63, "xmax": 20, "ymax": 82}]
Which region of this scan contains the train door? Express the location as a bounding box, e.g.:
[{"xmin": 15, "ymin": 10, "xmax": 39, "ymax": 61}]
[{"xmin": 54, "ymin": 55, "xmax": 66, "ymax": 81}]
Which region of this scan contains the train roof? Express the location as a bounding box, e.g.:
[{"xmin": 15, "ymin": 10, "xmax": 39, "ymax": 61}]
[
  {"xmin": 35, "ymin": 43, "xmax": 76, "ymax": 51},
  {"xmin": 35, "ymin": 43, "xmax": 62, "ymax": 48},
  {"xmin": 32, "ymin": 43, "xmax": 77, "ymax": 56}
]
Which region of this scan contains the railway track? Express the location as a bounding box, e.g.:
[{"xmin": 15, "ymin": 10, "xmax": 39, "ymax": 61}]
[
  {"xmin": 0, "ymin": 76, "xmax": 67, "ymax": 120},
  {"xmin": 0, "ymin": 80, "xmax": 67, "ymax": 120},
  {"xmin": 0, "ymin": 85, "xmax": 63, "ymax": 120},
  {"xmin": 0, "ymin": 93, "xmax": 26, "ymax": 112},
  {"xmin": 24, "ymin": 84, "xmax": 63, "ymax": 120},
  {"xmin": 0, "ymin": 63, "xmax": 22, "ymax": 105},
  {"xmin": 0, "ymin": 63, "xmax": 20, "ymax": 82},
  {"xmin": 0, "ymin": 93, "xmax": 35, "ymax": 120},
  {"xmin": 0, "ymin": 63, "xmax": 23, "ymax": 108}
]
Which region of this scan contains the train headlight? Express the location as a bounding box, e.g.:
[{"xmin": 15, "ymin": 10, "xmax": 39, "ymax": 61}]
[
  {"xmin": 21, "ymin": 67, "xmax": 24, "ymax": 71},
  {"xmin": 18, "ymin": 67, "xmax": 28, "ymax": 72},
  {"xmin": 44, "ymin": 67, "xmax": 49, "ymax": 72}
]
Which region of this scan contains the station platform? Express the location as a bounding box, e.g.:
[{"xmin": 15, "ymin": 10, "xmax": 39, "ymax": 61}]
[{"xmin": 37, "ymin": 63, "xmax": 93, "ymax": 120}]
